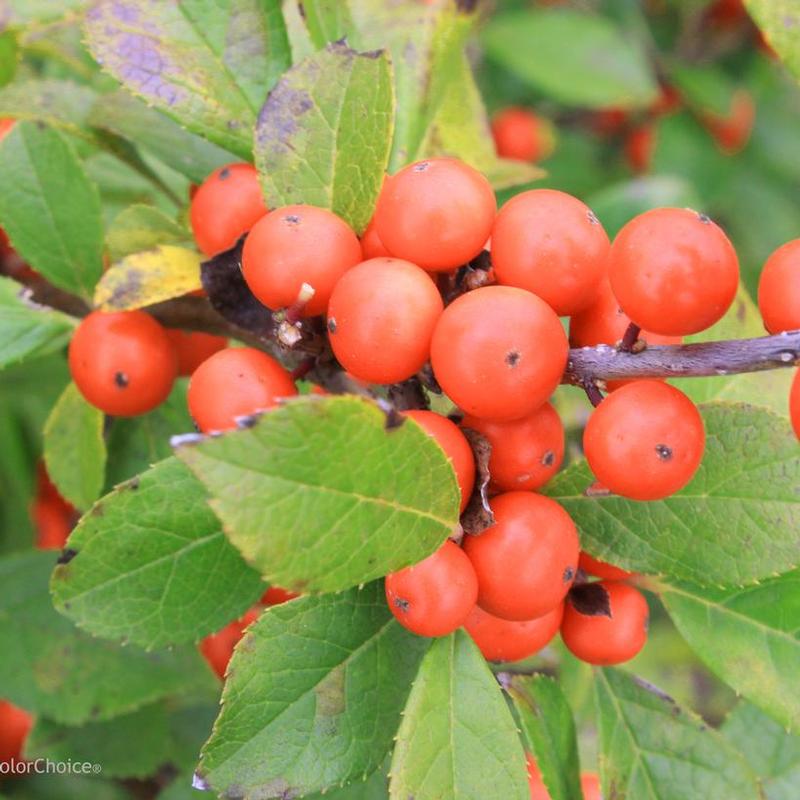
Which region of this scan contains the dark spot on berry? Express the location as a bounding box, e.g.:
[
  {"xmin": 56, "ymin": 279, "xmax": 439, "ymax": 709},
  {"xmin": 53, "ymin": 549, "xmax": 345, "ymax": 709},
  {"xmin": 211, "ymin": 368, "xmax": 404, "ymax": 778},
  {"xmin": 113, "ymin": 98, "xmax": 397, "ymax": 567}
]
[
  {"xmin": 505, "ymin": 350, "xmax": 520, "ymax": 367},
  {"xmin": 218, "ymin": 167, "xmax": 230, "ymax": 180},
  {"xmin": 114, "ymin": 371, "xmax": 129, "ymax": 388},
  {"xmin": 393, "ymin": 597, "xmax": 410, "ymax": 613},
  {"xmin": 57, "ymin": 548, "xmax": 78, "ymax": 565},
  {"xmin": 655, "ymin": 443, "xmax": 673, "ymax": 461},
  {"xmin": 541, "ymin": 450, "xmax": 555, "ymax": 467},
  {"xmin": 413, "ymin": 161, "xmax": 429, "ymax": 172},
  {"xmin": 284, "ymin": 214, "xmax": 301, "ymax": 225},
  {"xmin": 327, "ymin": 318, "xmax": 337, "ymax": 334},
  {"xmin": 697, "ymin": 212, "xmax": 711, "ymax": 224},
  {"xmin": 563, "ymin": 565, "xmax": 575, "ymax": 583},
  {"xmin": 587, "ymin": 210, "xmax": 599, "ymax": 225},
  {"xmin": 569, "ymin": 582, "xmax": 612, "ymax": 617}
]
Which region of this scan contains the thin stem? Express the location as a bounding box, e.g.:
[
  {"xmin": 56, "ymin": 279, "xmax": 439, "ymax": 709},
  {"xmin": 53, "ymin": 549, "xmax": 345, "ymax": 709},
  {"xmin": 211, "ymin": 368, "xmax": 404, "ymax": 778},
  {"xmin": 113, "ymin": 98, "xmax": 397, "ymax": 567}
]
[
  {"xmin": 582, "ymin": 380, "xmax": 604, "ymax": 408},
  {"xmin": 619, "ymin": 322, "xmax": 642, "ymax": 353}
]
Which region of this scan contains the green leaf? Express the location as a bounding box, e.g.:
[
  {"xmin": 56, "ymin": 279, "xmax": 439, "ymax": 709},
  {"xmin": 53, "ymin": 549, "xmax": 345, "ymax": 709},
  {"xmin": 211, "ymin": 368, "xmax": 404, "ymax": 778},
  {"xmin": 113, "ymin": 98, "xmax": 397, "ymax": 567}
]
[
  {"xmin": 508, "ymin": 675, "xmax": 583, "ymax": 800},
  {"xmin": 0, "ymin": 121, "xmax": 104, "ymax": 299},
  {"xmin": 661, "ymin": 571, "xmax": 800, "ymax": 730},
  {"xmin": 594, "ymin": 668, "xmax": 760, "ymax": 799},
  {"xmin": 303, "ymin": 767, "xmax": 389, "ymax": 800},
  {"xmin": 300, "ymin": 0, "xmax": 354, "ymax": 49},
  {"xmin": 107, "ymin": 204, "xmax": 190, "ymax": 262},
  {"xmin": 104, "ymin": 381, "xmax": 194, "ymax": 490},
  {"xmin": 88, "ymin": 90, "xmax": 237, "ymax": 184},
  {"xmin": 722, "ymin": 701, "xmax": 800, "ymax": 799},
  {"xmin": 546, "ymin": 404, "xmax": 800, "ymax": 586},
  {"xmin": 255, "ymin": 42, "xmax": 394, "ymax": 235},
  {"xmin": 51, "ymin": 457, "xmax": 264, "ymax": 650},
  {"xmin": 744, "ymin": 1, "xmax": 800, "ymax": 82},
  {"xmin": 198, "ymin": 584, "xmax": 428, "ymax": 799},
  {"xmin": 677, "ymin": 288, "xmax": 794, "ymax": 417},
  {"xmin": 0, "ymin": 551, "xmax": 214, "ymax": 725},
  {"xmin": 482, "ymin": 9, "xmax": 658, "ymax": 109},
  {"xmin": 43, "ymin": 383, "xmax": 106, "ymax": 511},
  {"xmin": 1, "ymin": 0, "xmax": 87, "ymax": 27},
  {"xmin": 84, "ymin": 0, "xmax": 291, "ymax": 159},
  {"xmin": 25, "ymin": 703, "xmax": 170, "ymax": 779},
  {"xmin": 0, "ymin": 276, "xmax": 75, "ymax": 369},
  {"xmin": 177, "ymin": 395, "xmax": 460, "ymax": 594},
  {"xmin": 0, "ymin": 79, "xmax": 99, "ymax": 139},
  {"xmin": 389, "ymin": 630, "xmax": 529, "ymax": 800},
  {"xmin": 0, "ymin": 30, "xmax": 17, "ymax": 87}
]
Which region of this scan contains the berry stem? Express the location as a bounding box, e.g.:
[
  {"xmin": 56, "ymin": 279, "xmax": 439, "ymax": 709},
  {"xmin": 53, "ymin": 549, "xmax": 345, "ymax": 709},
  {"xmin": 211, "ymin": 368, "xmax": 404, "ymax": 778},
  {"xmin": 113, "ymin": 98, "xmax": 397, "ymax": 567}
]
[
  {"xmin": 582, "ymin": 379, "xmax": 604, "ymax": 407},
  {"xmin": 619, "ymin": 322, "xmax": 642, "ymax": 353},
  {"xmin": 565, "ymin": 330, "xmax": 800, "ymax": 384}
]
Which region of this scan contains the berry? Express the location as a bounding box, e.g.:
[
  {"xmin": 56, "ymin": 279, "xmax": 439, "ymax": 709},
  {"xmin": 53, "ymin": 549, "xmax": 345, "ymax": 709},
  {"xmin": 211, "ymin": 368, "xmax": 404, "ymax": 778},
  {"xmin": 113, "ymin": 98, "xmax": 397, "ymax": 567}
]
[
  {"xmin": 188, "ymin": 348, "xmax": 297, "ymax": 433},
  {"xmin": 327, "ymin": 258, "xmax": 444, "ymax": 384},
  {"xmin": 374, "ymin": 157, "xmax": 496, "ymax": 273},
  {"xmin": 31, "ymin": 463, "xmax": 75, "ymax": 551},
  {"xmin": 561, "ymin": 581, "xmax": 649, "ymax": 665},
  {"xmin": 703, "ymin": 90, "xmax": 755, "ymax": 154},
  {"xmin": 579, "ymin": 552, "xmax": 635, "ymax": 582},
  {"xmin": 0, "ymin": 117, "xmax": 14, "ymax": 142},
  {"xmin": 758, "ymin": 239, "xmax": 800, "ymax": 334},
  {"xmin": 791, "ymin": 370, "xmax": 800, "ymax": 440},
  {"xmin": 242, "ymin": 205, "xmax": 362, "ymax": 317},
  {"xmin": 591, "ymin": 107, "xmax": 628, "ymax": 136},
  {"xmin": 491, "ymin": 190, "xmax": 609, "ymax": 316},
  {"xmin": 405, "ymin": 410, "xmax": 476, "ymax": 513},
  {"xmin": 430, "ymin": 286, "xmax": 568, "ymax": 421},
  {"xmin": 462, "ymin": 492, "xmax": 579, "ymax": 621},
  {"xmin": 462, "ymin": 402, "xmax": 564, "ymax": 492},
  {"xmin": 465, "ymin": 602, "xmax": 562, "ymax": 662},
  {"xmin": 583, "ymin": 381, "xmax": 705, "ymax": 501},
  {"xmin": 491, "ymin": 107, "xmax": 555, "ymax": 163},
  {"xmin": 527, "ymin": 757, "xmax": 602, "ymax": 800},
  {"xmin": 165, "ymin": 329, "xmax": 227, "ymax": 376},
  {"xmin": 261, "ymin": 586, "xmax": 299, "ymax": 606},
  {"xmin": 361, "ymin": 218, "xmax": 392, "ymax": 260},
  {"xmin": 385, "ymin": 540, "xmax": 478, "ymax": 637},
  {"xmin": 609, "ymin": 208, "xmax": 739, "ymax": 336},
  {"xmin": 199, "ymin": 607, "xmax": 261, "ymax": 680},
  {"xmin": 569, "ymin": 277, "xmax": 681, "ymax": 390},
  {"xmin": 0, "ymin": 700, "xmax": 32, "ymax": 765},
  {"xmin": 624, "ymin": 123, "xmax": 657, "ymax": 174},
  {"xmin": 69, "ymin": 311, "xmax": 177, "ymax": 417},
  {"xmin": 190, "ymin": 163, "xmax": 268, "ymax": 256}
]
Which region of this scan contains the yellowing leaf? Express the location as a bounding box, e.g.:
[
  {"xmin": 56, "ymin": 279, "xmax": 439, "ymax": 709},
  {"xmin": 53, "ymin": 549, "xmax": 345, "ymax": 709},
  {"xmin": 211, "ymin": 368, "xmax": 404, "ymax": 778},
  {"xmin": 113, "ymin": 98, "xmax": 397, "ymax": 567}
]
[{"xmin": 94, "ymin": 246, "xmax": 202, "ymax": 311}]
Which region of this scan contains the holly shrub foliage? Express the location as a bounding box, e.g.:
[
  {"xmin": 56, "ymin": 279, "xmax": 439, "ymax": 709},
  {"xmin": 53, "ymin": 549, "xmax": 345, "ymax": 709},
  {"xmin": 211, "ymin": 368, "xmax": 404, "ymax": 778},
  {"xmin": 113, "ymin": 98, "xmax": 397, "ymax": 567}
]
[{"xmin": 0, "ymin": 1, "xmax": 799, "ymax": 800}]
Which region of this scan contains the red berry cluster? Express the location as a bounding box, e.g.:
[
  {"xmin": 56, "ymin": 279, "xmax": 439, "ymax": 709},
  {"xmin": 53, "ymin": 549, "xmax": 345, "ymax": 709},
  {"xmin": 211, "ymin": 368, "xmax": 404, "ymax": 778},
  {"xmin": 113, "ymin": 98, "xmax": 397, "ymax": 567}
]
[{"xmin": 63, "ymin": 154, "xmax": 798, "ymax": 671}]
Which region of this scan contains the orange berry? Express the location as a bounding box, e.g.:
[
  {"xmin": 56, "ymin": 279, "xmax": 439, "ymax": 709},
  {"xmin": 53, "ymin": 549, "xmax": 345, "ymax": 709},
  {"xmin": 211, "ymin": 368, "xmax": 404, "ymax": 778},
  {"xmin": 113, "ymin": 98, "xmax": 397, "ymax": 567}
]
[
  {"xmin": 199, "ymin": 607, "xmax": 261, "ymax": 680},
  {"xmin": 491, "ymin": 107, "xmax": 555, "ymax": 163},
  {"xmin": 758, "ymin": 239, "xmax": 800, "ymax": 334},
  {"xmin": 465, "ymin": 602, "xmax": 562, "ymax": 662},
  {"xmin": 165, "ymin": 329, "xmax": 227, "ymax": 376},
  {"xmin": 579, "ymin": 552, "xmax": 635, "ymax": 582}
]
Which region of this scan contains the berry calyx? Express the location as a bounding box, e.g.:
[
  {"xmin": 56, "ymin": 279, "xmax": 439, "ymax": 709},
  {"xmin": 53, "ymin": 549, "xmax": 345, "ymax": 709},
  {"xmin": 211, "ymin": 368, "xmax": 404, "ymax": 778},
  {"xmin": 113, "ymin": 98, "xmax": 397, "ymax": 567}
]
[
  {"xmin": 374, "ymin": 157, "xmax": 496, "ymax": 272},
  {"xmin": 327, "ymin": 258, "xmax": 444, "ymax": 385},
  {"xmin": 491, "ymin": 107, "xmax": 556, "ymax": 163},
  {"xmin": 462, "ymin": 492, "xmax": 579, "ymax": 621},
  {"xmin": 561, "ymin": 581, "xmax": 649, "ymax": 665},
  {"xmin": 583, "ymin": 381, "xmax": 705, "ymax": 501},
  {"xmin": 405, "ymin": 410, "xmax": 476, "ymax": 512},
  {"xmin": 491, "ymin": 189, "xmax": 609, "ymax": 316},
  {"xmin": 0, "ymin": 700, "xmax": 32, "ymax": 765},
  {"xmin": 757, "ymin": 239, "xmax": 800, "ymax": 334},
  {"xmin": 465, "ymin": 602, "xmax": 563, "ymax": 662},
  {"xmin": 790, "ymin": 370, "xmax": 800, "ymax": 441},
  {"xmin": 69, "ymin": 310, "xmax": 177, "ymax": 417},
  {"xmin": 579, "ymin": 552, "xmax": 636, "ymax": 582},
  {"xmin": 187, "ymin": 348, "xmax": 297, "ymax": 433},
  {"xmin": 242, "ymin": 205, "xmax": 362, "ymax": 317},
  {"xmin": 608, "ymin": 207, "xmax": 739, "ymax": 336},
  {"xmin": 430, "ymin": 286, "xmax": 568, "ymax": 421},
  {"xmin": 461, "ymin": 402, "xmax": 564, "ymax": 492},
  {"xmin": 385, "ymin": 540, "xmax": 478, "ymax": 637},
  {"xmin": 199, "ymin": 607, "xmax": 261, "ymax": 680},
  {"xmin": 190, "ymin": 163, "xmax": 268, "ymax": 256},
  {"xmin": 165, "ymin": 329, "xmax": 227, "ymax": 376}
]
